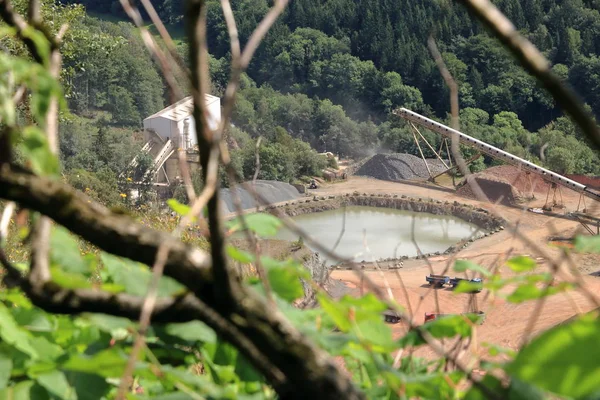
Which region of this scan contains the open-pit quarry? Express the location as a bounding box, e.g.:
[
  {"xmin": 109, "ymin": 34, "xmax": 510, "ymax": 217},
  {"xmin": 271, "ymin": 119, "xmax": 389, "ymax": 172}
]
[
  {"xmin": 243, "ymin": 155, "xmax": 600, "ymax": 367},
  {"xmin": 295, "ymin": 171, "xmax": 600, "ymax": 364}
]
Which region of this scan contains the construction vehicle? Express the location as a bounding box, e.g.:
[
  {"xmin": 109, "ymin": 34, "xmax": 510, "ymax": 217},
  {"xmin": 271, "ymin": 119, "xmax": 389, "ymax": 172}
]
[
  {"xmin": 383, "ymin": 310, "xmax": 401, "ymax": 324},
  {"xmin": 425, "ymin": 274, "xmax": 450, "ymax": 287},
  {"xmin": 449, "ymin": 277, "xmax": 483, "ymax": 293},
  {"xmin": 424, "ymin": 311, "xmax": 485, "ymax": 324}
]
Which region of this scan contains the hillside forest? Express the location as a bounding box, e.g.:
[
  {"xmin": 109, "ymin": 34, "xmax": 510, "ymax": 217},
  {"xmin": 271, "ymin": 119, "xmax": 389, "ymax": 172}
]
[{"xmin": 22, "ymin": 0, "xmax": 600, "ymax": 206}]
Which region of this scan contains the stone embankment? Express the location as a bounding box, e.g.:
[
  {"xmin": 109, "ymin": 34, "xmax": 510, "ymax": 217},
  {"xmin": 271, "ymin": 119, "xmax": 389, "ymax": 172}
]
[{"xmin": 258, "ymin": 192, "xmax": 505, "ymax": 268}]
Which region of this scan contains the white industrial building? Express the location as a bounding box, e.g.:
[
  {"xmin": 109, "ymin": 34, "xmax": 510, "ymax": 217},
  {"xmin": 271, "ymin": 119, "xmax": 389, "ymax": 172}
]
[
  {"xmin": 124, "ymin": 94, "xmax": 221, "ymax": 187},
  {"xmin": 143, "ymin": 94, "xmax": 221, "ymax": 150}
]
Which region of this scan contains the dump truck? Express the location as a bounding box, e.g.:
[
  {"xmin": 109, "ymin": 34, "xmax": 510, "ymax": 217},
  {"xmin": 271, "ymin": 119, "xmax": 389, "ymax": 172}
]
[
  {"xmin": 424, "ymin": 311, "xmax": 486, "ymax": 324},
  {"xmin": 449, "ymin": 277, "xmax": 483, "ymax": 293},
  {"xmin": 425, "ymin": 274, "xmax": 450, "ymax": 287}
]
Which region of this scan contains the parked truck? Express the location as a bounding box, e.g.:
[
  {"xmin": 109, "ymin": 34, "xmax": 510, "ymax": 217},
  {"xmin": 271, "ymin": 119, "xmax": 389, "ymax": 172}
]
[
  {"xmin": 449, "ymin": 277, "xmax": 483, "ymax": 293},
  {"xmin": 425, "ymin": 274, "xmax": 450, "ymax": 287}
]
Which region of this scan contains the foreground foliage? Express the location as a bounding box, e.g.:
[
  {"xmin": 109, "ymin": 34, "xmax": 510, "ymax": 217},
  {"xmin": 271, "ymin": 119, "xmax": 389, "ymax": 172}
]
[{"xmin": 0, "ymin": 214, "xmax": 598, "ymax": 399}]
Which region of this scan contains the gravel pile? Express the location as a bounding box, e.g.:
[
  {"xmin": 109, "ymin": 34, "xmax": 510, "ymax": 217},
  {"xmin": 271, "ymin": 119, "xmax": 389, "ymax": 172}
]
[
  {"xmin": 220, "ymin": 180, "xmax": 300, "ymax": 214},
  {"xmin": 355, "ymin": 153, "xmax": 447, "ymax": 181}
]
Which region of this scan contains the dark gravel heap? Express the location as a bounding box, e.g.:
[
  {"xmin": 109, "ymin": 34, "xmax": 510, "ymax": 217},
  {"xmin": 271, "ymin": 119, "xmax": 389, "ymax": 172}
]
[
  {"xmin": 220, "ymin": 180, "xmax": 300, "ymax": 213},
  {"xmin": 355, "ymin": 153, "xmax": 447, "ymax": 181}
]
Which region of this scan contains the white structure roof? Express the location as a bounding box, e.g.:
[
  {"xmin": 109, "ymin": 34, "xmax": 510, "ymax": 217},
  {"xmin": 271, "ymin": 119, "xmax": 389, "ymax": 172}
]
[{"xmin": 144, "ymin": 94, "xmax": 220, "ymax": 122}]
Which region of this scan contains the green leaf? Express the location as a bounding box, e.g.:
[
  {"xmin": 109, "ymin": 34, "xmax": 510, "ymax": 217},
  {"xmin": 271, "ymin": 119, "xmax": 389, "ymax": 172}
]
[
  {"xmin": 482, "ymin": 342, "xmax": 516, "ymax": 358},
  {"xmin": 165, "ymin": 321, "xmax": 216, "ymax": 343},
  {"xmin": 0, "ymin": 303, "xmax": 38, "ymax": 359},
  {"xmin": 398, "ymin": 314, "xmax": 478, "ymax": 348},
  {"xmin": 63, "ymin": 348, "xmax": 127, "ymax": 378},
  {"xmin": 226, "ymin": 245, "xmax": 254, "ymax": 263},
  {"xmin": 507, "ymin": 314, "xmax": 600, "ymax": 399},
  {"xmin": 317, "ymin": 293, "xmax": 352, "ymax": 332},
  {"xmin": 50, "ymin": 226, "xmax": 88, "ymax": 274},
  {"xmin": 454, "ymin": 260, "xmax": 491, "ymax": 277},
  {"xmin": 64, "ymin": 372, "xmax": 110, "ymax": 400},
  {"xmin": 506, "ymin": 282, "xmax": 573, "ymax": 304},
  {"xmin": 574, "ymin": 235, "xmax": 600, "ymax": 253},
  {"xmin": 28, "ymin": 336, "xmax": 64, "ymax": 362},
  {"xmin": 100, "ymin": 253, "xmax": 185, "ymax": 297},
  {"xmin": 82, "ymin": 314, "xmax": 133, "ymax": 340},
  {"xmin": 464, "ymin": 374, "xmax": 507, "ymax": 400},
  {"xmin": 19, "ymin": 126, "xmax": 59, "ymax": 176},
  {"xmin": 167, "ymin": 199, "xmax": 191, "ymax": 216},
  {"xmin": 454, "ymin": 280, "xmax": 483, "ymax": 294},
  {"xmin": 50, "ymin": 267, "xmax": 92, "ymax": 289},
  {"xmin": 0, "ymin": 353, "xmax": 12, "ymax": 390},
  {"xmin": 508, "ymin": 377, "xmax": 546, "ymax": 400},
  {"xmin": 506, "ymin": 256, "xmax": 537, "ymax": 273},
  {"xmin": 227, "ymin": 213, "xmax": 282, "ymax": 237},
  {"xmin": 12, "ymin": 308, "xmax": 52, "ymax": 332},
  {"xmin": 266, "ymin": 265, "xmax": 305, "ymax": 302},
  {"xmin": 354, "ymin": 320, "xmax": 395, "ymax": 351},
  {"xmin": 21, "ymin": 27, "xmax": 51, "ymax": 66},
  {"xmin": 0, "ymin": 380, "xmax": 49, "ymax": 400},
  {"xmin": 35, "ymin": 370, "xmax": 73, "ymax": 400},
  {"xmin": 235, "ymin": 353, "xmax": 263, "ymax": 383}
]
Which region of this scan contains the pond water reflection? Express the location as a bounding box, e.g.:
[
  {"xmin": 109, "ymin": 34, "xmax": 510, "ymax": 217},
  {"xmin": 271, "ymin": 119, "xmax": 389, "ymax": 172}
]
[{"xmin": 275, "ymin": 206, "xmax": 480, "ymax": 265}]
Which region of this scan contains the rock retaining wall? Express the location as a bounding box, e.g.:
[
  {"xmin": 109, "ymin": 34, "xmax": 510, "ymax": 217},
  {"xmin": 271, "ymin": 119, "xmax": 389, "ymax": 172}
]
[
  {"xmin": 266, "ymin": 192, "xmax": 503, "ymax": 231},
  {"xmin": 258, "ymin": 192, "xmax": 505, "ymax": 267}
]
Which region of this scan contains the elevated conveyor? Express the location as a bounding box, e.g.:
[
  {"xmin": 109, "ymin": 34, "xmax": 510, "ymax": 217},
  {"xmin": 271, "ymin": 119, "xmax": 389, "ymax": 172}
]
[
  {"xmin": 395, "ymin": 108, "xmax": 600, "ymax": 203},
  {"xmin": 143, "ymin": 139, "xmax": 174, "ymax": 181}
]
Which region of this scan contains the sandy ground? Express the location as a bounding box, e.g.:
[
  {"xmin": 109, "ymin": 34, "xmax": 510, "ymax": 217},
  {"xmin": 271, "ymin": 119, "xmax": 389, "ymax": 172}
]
[{"xmin": 312, "ymin": 176, "xmax": 600, "ymax": 360}]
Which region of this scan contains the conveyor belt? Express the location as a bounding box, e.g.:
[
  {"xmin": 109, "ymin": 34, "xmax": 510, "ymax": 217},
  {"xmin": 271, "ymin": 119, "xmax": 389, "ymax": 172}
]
[{"xmin": 395, "ymin": 108, "xmax": 600, "ymax": 203}]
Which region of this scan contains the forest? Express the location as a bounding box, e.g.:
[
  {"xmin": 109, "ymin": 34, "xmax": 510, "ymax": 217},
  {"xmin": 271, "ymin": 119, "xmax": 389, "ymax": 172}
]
[
  {"xmin": 50, "ymin": 0, "xmax": 600, "ymax": 205},
  {"xmin": 2, "ymin": 0, "xmax": 600, "ymax": 399}
]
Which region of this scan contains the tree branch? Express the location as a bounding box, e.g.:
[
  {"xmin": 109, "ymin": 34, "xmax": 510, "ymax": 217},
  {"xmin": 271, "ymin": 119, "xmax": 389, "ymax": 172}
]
[
  {"xmin": 186, "ymin": 0, "xmax": 234, "ymax": 308},
  {"xmin": 0, "ymin": 0, "xmax": 58, "ymax": 64},
  {"xmin": 0, "ymin": 162, "xmax": 365, "ymax": 399},
  {"xmin": 0, "ymin": 164, "xmax": 213, "ymax": 292}
]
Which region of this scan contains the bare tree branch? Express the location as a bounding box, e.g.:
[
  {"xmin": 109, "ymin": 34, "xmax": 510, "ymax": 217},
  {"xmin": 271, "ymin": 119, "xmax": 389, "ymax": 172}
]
[
  {"xmin": 0, "ymin": 201, "xmax": 14, "ymax": 245},
  {"xmin": 117, "ymin": 244, "xmax": 171, "ymax": 400},
  {"xmin": 119, "ymin": 0, "xmax": 184, "ymax": 103},
  {"xmin": 139, "ymin": 0, "xmax": 190, "ymax": 76},
  {"xmin": 27, "ymin": 0, "xmax": 39, "ymax": 24},
  {"xmin": 0, "ymin": 164, "xmax": 214, "ymax": 290}
]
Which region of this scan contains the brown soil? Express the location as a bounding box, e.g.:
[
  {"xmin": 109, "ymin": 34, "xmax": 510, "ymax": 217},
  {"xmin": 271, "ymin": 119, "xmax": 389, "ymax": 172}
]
[
  {"xmin": 306, "ymin": 175, "xmax": 600, "ymax": 363},
  {"xmin": 457, "ymin": 174, "xmax": 524, "ymax": 206},
  {"xmin": 477, "ymin": 165, "xmax": 552, "ymax": 196}
]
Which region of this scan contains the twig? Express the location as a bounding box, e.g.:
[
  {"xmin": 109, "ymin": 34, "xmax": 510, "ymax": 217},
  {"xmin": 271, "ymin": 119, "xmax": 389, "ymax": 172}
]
[
  {"xmin": 27, "ymin": 0, "xmax": 39, "ymax": 24},
  {"xmin": 332, "ymin": 203, "xmax": 347, "ymax": 252},
  {"xmin": 117, "ymin": 244, "xmax": 170, "ymax": 400},
  {"xmin": 0, "ymin": 201, "xmax": 14, "ymax": 245},
  {"xmin": 253, "ymin": 136, "xmax": 263, "ymax": 184},
  {"xmin": 138, "ymin": 0, "xmax": 190, "ymax": 76},
  {"xmin": 118, "ymin": 0, "xmax": 183, "ymax": 104},
  {"xmin": 428, "ymin": 37, "xmax": 459, "ymax": 131}
]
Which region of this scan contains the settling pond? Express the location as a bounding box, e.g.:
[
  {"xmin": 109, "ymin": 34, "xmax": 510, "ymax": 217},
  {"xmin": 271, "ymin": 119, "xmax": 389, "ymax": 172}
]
[{"xmin": 275, "ymin": 206, "xmax": 480, "ymax": 265}]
